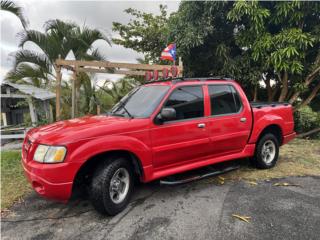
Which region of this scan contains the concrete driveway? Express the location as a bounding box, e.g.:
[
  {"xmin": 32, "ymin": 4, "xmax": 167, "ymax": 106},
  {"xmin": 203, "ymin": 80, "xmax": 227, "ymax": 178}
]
[{"xmin": 2, "ymin": 176, "xmax": 320, "ymax": 240}]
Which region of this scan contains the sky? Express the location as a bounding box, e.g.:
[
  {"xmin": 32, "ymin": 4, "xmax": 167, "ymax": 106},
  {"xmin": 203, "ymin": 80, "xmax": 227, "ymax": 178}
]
[{"xmin": 0, "ymin": 0, "xmax": 180, "ymax": 83}]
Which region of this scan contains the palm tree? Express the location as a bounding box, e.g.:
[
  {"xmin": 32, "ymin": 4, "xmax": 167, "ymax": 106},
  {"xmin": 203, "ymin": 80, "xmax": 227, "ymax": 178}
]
[
  {"xmin": 99, "ymin": 77, "xmax": 140, "ymax": 103},
  {"xmin": 5, "ymin": 19, "xmax": 111, "ymax": 119},
  {"xmin": 6, "ymin": 19, "xmax": 110, "ymax": 88},
  {"xmin": 0, "ymin": 0, "xmax": 28, "ymax": 28}
]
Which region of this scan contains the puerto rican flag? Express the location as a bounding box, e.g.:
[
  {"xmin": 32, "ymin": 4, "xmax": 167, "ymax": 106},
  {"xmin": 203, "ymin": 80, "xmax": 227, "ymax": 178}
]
[{"xmin": 160, "ymin": 43, "xmax": 176, "ymax": 61}]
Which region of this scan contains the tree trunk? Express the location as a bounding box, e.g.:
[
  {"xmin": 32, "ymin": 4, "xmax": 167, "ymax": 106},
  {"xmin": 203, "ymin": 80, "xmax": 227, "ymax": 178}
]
[
  {"xmin": 296, "ymin": 80, "xmax": 320, "ymax": 109},
  {"xmin": 265, "ymin": 77, "xmax": 273, "ymax": 102},
  {"xmin": 278, "ymin": 71, "xmax": 288, "ymax": 102},
  {"xmin": 289, "ymin": 65, "xmax": 320, "ymax": 104},
  {"xmin": 253, "ymin": 85, "xmax": 258, "ymax": 102},
  {"xmin": 55, "ymin": 65, "xmax": 62, "ymax": 121},
  {"xmin": 297, "ymin": 128, "xmax": 320, "ymax": 138}
]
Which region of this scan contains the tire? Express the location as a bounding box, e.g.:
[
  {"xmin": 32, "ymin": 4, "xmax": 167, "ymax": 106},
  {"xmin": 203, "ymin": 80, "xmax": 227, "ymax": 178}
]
[
  {"xmin": 90, "ymin": 157, "xmax": 134, "ymax": 215},
  {"xmin": 253, "ymin": 133, "xmax": 279, "ymax": 169}
]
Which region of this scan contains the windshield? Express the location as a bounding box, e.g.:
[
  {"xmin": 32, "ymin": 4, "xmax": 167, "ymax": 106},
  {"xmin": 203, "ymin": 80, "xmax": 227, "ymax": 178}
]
[{"xmin": 110, "ymin": 85, "xmax": 170, "ymax": 118}]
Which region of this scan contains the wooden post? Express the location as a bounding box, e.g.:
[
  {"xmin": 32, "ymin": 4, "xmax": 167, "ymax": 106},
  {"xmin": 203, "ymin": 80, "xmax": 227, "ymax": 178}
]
[
  {"xmin": 56, "ymin": 65, "xmax": 62, "ymax": 121},
  {"xmin": 1, "ymin": 113, "xmax": 8, "ymax": 126},
  {"xmin": 71, "ymin": 69, "xmax": 76, "ymax": 118},
  {"xmin": 97, "ymin": 105, "xmax": 101, "ymax": 115},
  {"xmin": 49, "ymin": 103, "xmax": 54, "ymax": 123},
  {"xmin": 178, "ymin": 57, "xmax": 183, "ymax": 77},
  {"xmin": 43, "ymin": 100, "xmax": 53, "ymax": 123},
  {"xmin": 75, "ymin": 67, "xmax": 79, "ymax": 117},
  {"xmin": 27, "ymin": 97, "xmax": 38, "ymax": 126}
]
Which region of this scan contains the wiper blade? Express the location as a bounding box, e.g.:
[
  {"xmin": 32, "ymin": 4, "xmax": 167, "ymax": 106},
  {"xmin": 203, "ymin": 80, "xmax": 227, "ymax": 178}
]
[
  {"xmin": 112, "ymin": 101, "xmax": 134, "ymax": 119},
  {"xmin": 120, "ymin": 104, "xmax": 134, "ymax": 119}
]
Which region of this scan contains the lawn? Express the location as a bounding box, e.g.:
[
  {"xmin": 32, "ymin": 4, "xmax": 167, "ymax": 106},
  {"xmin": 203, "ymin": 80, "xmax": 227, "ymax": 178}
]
[
  {"xmin": 219, "ymin": 138, "xmax": 320, "ymax": 182},
  {"xmin": 1, "ymin": 150, "xmax": 31, "ymax": 210},
  {"xmin": 0, "ymin": 138, "xmax": 319, "ymax": 210}
]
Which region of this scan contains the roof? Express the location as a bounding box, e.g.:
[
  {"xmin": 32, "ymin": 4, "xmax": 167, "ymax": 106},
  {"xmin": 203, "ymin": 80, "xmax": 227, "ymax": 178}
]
[
  {"xmin": 144, "ymin": 77, "xmax": 235, "ymax": 86},
  {"xmin": 1, "ymin": 82, "xmax": 56, "ymax": 100}
]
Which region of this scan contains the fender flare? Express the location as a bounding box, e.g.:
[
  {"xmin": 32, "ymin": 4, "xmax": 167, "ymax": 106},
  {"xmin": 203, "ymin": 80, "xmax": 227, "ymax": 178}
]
[
  {"xmin": 249, "ymin": 114, "xmax": 284, "ymax": 144},
  {"xmin": 69, "ymin": 135, "xmax": 152, "ymax": 172}
]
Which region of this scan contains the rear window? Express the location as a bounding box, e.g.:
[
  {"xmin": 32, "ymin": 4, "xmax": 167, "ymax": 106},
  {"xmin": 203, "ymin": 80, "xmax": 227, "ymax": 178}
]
[{"xmin": 208, "ymin": 85, "xmax": 242, "ymax": 116}]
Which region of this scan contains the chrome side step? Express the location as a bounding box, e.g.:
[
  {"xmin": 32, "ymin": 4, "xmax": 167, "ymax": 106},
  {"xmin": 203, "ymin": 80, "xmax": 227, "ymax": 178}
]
[{"xmin": 160, "ymin": 165, "xmax": 240, "ymax": 185}]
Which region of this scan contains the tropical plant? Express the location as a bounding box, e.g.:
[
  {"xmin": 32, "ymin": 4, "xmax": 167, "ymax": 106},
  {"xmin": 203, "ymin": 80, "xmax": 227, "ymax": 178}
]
[
  {"xmin": 112, "ymin": 5, "xmax": 173, "ymax": 63},
  {"xmin": 167, "ymin": 1, "xmax": 241, "ymax": 77},
  {"xmin": 6, "ymin": 19, "xmax": 110, "ymax": 88},
  {"xmin": 294, "ymin": 106, "xmax": 320, "ymax": 138},
  {"xmin": 0, "ymin": 0, "xmax": 28, "ymax": 28},
  {"xmin": 228, "ymin": 1, "xmax": 320, "ymax": 106},
  {"xmin": 99, "ymin": 77, "xmax": 141, "ymax": 103},
  {"xmin": 5, "ymin": 19, "xmax": 111, "ymax": 119},
  {"xmin": 113, "ymin": 1, "xmax": 320, "ymax": 107}
]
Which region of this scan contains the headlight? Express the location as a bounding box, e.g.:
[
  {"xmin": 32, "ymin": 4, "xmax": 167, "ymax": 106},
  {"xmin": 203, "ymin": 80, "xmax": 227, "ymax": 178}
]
[
  {"xmin": 34, "ymin": 145, "xmax": 49, "ymax": 162},
  {"xmin": 34, "ymin": 145, "xmax": 67, "ymax": 163}
]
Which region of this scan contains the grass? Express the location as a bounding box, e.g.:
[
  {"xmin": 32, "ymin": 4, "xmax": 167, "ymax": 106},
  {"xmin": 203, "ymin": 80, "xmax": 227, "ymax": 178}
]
[
  {"xmin": 1, "ymin": 150, "xmax": 31, "ymax": 210},
  {"xmin": 221, "ymin": 138, "xmax": 320, "ymax": 181},
  {"xmin": 0, "ymin": 138, "xmax": 319, "ymax": 209}
]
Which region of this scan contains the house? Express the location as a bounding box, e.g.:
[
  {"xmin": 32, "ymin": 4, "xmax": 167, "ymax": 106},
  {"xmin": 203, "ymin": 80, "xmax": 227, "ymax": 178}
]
[{"xmin": 1, "ymin": 82, "xmax": 55, "ymax": 127}]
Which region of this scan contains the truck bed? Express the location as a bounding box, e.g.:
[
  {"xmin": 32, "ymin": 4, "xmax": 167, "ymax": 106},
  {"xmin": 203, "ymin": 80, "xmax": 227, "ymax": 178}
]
[
  {"xmin": 248, "ymin": 102, "xmax": 295, "ymax": 144},
  {"xmin": 250, "ymin": 102, "xmax": 290, "ymax": 108}
]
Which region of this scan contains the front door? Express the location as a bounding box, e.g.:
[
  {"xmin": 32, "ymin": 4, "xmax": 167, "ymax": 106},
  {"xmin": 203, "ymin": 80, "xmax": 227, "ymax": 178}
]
[{"xmin": 150, "ymin": 85, "xmax": 210, "ymax": 169}]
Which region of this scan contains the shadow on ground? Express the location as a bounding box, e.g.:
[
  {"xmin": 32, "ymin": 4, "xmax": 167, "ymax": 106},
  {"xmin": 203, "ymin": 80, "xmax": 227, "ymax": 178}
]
[{"xmin": 2, "ymin": 175, "xmax": 320, "ymax": 240}]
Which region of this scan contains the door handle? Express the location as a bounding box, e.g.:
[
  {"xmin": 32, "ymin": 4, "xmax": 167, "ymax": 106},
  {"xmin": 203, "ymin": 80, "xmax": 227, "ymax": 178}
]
[
  {"xmin": 198, "ymin": 123, "xmax": 206, "ymax": 128},
  {"xmin": 240, "ymin": 117, "xmax": 247, "ymax": 123}
]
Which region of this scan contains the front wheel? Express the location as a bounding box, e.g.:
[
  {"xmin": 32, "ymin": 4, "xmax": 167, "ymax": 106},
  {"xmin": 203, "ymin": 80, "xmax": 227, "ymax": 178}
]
[
  {"xmin": 253, "ymin": 133, "xmax": 279, "ymax": 169},
  {"xmin": 90, "ymin": 157, "xmax": 134, "ymax": 215}
]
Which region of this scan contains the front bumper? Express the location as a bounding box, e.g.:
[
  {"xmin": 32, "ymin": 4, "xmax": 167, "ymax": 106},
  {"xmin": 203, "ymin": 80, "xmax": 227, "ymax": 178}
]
[
  {"xmin": 22, "ymin": 161, "xmax": 73, "ymax": 202},
  {"xmin": 21, "ymin": 139, "xmax": 82, "ymax": 202}
]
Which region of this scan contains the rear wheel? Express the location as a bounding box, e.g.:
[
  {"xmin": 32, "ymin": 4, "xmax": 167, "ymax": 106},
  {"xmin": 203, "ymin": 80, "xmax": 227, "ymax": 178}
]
[
  {"xmin": 90, "ymin": 157, "xmax": 134, "ymax": 215},
  {"xmin": 253, "ymin": 133, "xmax": 279, "ymax": 169}
]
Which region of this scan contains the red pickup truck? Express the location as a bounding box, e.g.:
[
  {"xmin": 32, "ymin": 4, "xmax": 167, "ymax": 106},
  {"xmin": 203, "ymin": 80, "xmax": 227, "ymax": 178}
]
[{"xmin": 22, "ymin": 78, "xmax": 295, "ymax": 215}]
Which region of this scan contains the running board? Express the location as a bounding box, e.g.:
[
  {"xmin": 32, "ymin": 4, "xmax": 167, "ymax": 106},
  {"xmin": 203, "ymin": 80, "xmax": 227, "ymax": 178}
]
[{"xmin": 160, "ymin": 165, "xmax": 240, "ymax": 185}]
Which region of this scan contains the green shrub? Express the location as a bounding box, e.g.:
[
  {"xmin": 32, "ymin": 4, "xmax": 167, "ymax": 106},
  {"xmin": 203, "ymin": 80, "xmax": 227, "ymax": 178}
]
[{"xmin": 294, "ymin": 106, "xmax": 320, "ymax": 138}]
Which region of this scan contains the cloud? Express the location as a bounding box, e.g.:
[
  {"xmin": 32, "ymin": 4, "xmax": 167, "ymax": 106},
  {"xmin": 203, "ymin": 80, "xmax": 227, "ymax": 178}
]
[{"xmin": 0, "ymin": 0, "xmax": 179, "ymax": 82}]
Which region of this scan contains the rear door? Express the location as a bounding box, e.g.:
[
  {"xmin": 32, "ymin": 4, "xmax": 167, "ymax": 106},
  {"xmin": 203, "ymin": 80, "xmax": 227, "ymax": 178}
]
[
  {"xmin": 150, "ymin": 85, "xmax": 210, "ymax": 169},
  {"xmin": 206, "ymin": 84, "xmax": 252, "ymax": 156}
]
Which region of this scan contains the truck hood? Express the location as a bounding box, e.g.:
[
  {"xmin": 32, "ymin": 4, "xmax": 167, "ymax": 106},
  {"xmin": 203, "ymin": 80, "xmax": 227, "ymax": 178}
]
[{"xmin": 27, "ymin": 115, "xmax": 149, "ymax": 145}]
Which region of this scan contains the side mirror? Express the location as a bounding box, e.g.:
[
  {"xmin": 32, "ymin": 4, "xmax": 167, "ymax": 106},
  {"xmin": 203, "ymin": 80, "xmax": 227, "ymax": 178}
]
[{"xmin": 159, "ymin": 107, "xmax": 176, "ymax": 122}]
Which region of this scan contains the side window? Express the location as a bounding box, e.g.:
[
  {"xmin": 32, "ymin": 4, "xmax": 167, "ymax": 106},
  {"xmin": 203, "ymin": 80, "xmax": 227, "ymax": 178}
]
[
  {"xmin": 164, "ymin": 86, "xmax": 204, "ymax": 121},
  {"xmin": 208, "ymin": 85, "xmax": 242, "ymax": 116},
  {"xmin": 230, "ymin": 85, "xmax": 242, "ymax": 112}
]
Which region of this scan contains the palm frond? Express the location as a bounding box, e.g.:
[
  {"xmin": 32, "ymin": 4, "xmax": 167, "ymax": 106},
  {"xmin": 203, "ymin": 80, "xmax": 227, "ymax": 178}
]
[
  {"xmin": 18, "ymin": 30, "xmax": 47, "ymax": 48},
  {"xmin": 82, "ymin": 48, "xmax": 106, "ymax": 61},
  {"xmin": 0, "ymin": 0, "xmax": 28, "ymax": 28},
  {"xmin": 79, "ymin": 27, "xmax": 111, "ymax": 47},
  {"xmin": 44, "ymin": 19, "xmax": 76, "ymax": 33},
  {"xmin": 13, "ymin": 49, "xmax": 51, "ymax": 73},
  {"xmin": 5, "ymin": 63, "xmax": 49, "ymax": 88}
]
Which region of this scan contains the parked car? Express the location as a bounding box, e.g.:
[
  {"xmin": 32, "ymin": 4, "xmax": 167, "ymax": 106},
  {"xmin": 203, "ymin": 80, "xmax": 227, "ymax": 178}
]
[{"xmin": 22, "ymin": 78, "xmax": 295, "ymax": 215}]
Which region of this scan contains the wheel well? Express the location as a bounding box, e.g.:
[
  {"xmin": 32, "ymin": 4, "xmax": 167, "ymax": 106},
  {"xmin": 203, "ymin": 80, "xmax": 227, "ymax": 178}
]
[
  {"xmin": 258, "ymin": 124, "xmax": 283, "ymax": 145},
  {"xmin": 72, "ymin": 150, "xmax": 143, "ymax": 198}
]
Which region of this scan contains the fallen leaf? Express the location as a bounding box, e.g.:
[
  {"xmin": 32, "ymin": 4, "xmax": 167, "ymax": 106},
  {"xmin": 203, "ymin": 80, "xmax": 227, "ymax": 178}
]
[
  {"xmin": 247, "ymin": 181, "xmax": 258, "ymax": 186},
  {"xmin": 219, "ymin": 180, "xmax": 225, "ymax": 185},
  {"xmin": 232, "ymin": 214, "xmax": 251, "ymax": 223},
  {"xmin": 218, "ymin": 176, "xmax": 225, "ymax": 181}
]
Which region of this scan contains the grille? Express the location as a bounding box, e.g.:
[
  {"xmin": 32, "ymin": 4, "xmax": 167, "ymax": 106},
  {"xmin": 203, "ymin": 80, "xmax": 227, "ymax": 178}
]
[{"xmin": 23, "ymin": 137, "xmax": 32, "ymax": 157}]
